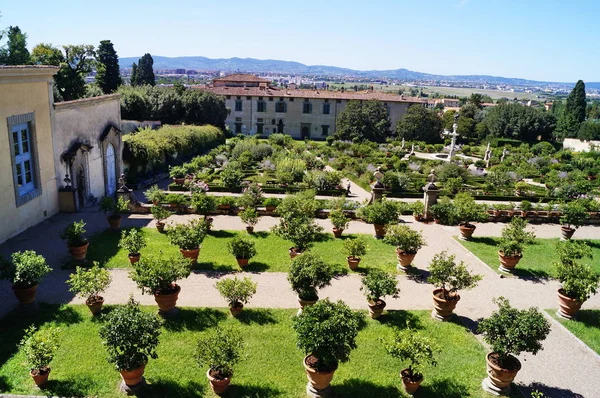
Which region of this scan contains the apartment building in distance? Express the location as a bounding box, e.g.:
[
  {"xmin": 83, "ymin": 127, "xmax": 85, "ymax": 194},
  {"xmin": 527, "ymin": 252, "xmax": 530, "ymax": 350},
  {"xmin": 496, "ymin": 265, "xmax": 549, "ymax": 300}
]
[{"xmin": 203, "ymin": 74, "xmax": 424, "ymax": 139}]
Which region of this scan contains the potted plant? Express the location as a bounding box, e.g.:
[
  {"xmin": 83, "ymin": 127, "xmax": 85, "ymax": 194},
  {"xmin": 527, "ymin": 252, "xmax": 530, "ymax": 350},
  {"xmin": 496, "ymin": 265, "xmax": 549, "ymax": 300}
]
[
  {"xmin": 497, "ymin": 217, "xmax": 536, "ymax": 272},
  {"xmin": 99, "ymin": 297, "xmax": 162, "ymax": 388},
  {"xmin": 412, "ymin": 201, "xmax": 425, "ymax": 222},
  {"xmin": 383, "ymin": 225, "xmax": 426, "ymax": 271},
  {"xmin": 263, "ymin": 197, "xmax": 280, "ymax": 213},
  {"xmin": 287, "ymin": 253, "xmax": 334, "ymax": 312},
  {"xmin": 514, "ymin": 181, "xmax": 530, "ymax": 196},
  {"xmin": 151, "ymin": 205, "xmax": 171, "ymax": 233},
  {"xmin": 381, "ymin": 329, "xmax": 438, "ymax": 394},
  {"xmin": 238, "ymin": 182, "xmax": 264, "ymax": 208},
  {"xmin": 454, "ymin": 192, "xmax": 487, "ymax": 240},
  {"xmin": 342, "ymin": 237, "xmax": 367, "ymax": 270},
  {"xmin": 227, "ymin": 236, "xmax": 257, "ymax": 268},
  {"xmin": 239, "ymin": 207, "xmax": 259, "ymax": 233},
  {"xmin": 167, "ymin": 218, "xmax": 209, "ymax": 263},
  {"xmin": 357, "ymin": 199, "xmax": 399, "ymax": 239},
  {"xmin": 166, "ymin": 193, "xmax": 187, "ymax": 209},
  {"xmin": 66, "ymin": 263, "xmax": 112, "ymax": 315},
  {"xmin": 560, "ymin": 200, "xmax": 588, "ymax": 240},
  {"xmin": 218, "ymin": 196, "xmax": 236, "ymax": 211},
  {"xmin": 129, "ymin": 253, "xmax": 192, "ymax": 315},
  {"xmin": 430, "ymin": 197, "xmax": 456, "ymax": 225},
  {"xmin": 292, "ymin": 299, "xmax": 362, "ymax": 394},
  {"xmin": 20, "ymin": 326, "xmax": 61, "ymax": 387},
  {"xmin": 0, "ymin": 250, "xmax": 52, "ymax": 304},
  {"xmin": 478, "ymin": 297, "xmax": 550, "ymax": 396},
  {"xmin": 60, "ymin": 220, "xmax": 89, "ymax": 261},
  {"xmin": 360, "ymin": 269, "xmax": 400, "ymax": 318},
  {"xmin": 215, "ymin": 276, "xmax": 258, "ymax": 317},
  {"xmin": 554, "ymin": 241, "xmax": 600, "ymax": 319},
  {"xmin": 329, "ymin": 208, "xmax": 349, "ymax": 238},
  {"xmin": 192, "ymin": 193, "xmax": 217, "ymax": 227},
  {"xmin": 118, "ymin": 229, "xmax": 147, "ymax": 264},
  {"xmin": 99, "ymin": 196, "xmax": 130, "ymax": 229},
  {"xmin": 520, "ymin": 200, "xmax": 533, "ymax": 217},
  {"xmin": 170, "ymin": 165, "xmax": 186, "ymax": 185},
  {"xmin": 196, "ymin": 327, "xmax": 243, "ymax": 394},
  {"xmin": 427, "ymin": 251, "xmax": 482, "ymax": 320},
  {"xmin": 144, "ymin": 184, "xmax": 165, "ymax": 205}
]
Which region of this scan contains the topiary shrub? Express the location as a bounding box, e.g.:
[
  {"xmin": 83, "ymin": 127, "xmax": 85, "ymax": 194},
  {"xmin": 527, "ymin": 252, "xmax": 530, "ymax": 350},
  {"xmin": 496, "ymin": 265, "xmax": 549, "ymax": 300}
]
[
  {"xmin": 383, "ymin": 225, "xmax": 426, "ymax": 254},
  {"xmin": 287, "ymin": 253, "xmax": 334, "ymax": 301},
  {"xmin": 360, "ymin": 269, "xmax": 400, "ymax": 303},
  {"xmin": 129, "ymin": 253, "xmax": 191, "ymax": 295},
  {"xmin": 554, "ymin": 241, "xmax": 599, "ymax": 303},
  {"xmin": 427, "ymin": 251, "xmax": 482, "ymax": 301}
]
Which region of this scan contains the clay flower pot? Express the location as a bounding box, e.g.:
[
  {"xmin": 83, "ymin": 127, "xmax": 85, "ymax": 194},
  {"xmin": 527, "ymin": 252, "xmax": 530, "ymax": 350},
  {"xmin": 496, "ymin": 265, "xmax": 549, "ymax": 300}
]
[
  {"xmin": 86, "ymin": 296, "xmax": 105, "ymax": 316},
  {"xmin": 173, "ymin": 177, "xmax": 185, "ymax": 185},
  {"xmin": 266, "ymin": 205, "xmax": 276, "ymax": 212},
  {"xmin": 207, "ymin": 368, "xmax": 232, "ymax": 394},
  {"xmin": 401, "ymin": 369, "xmax": 423, "ymax": 394},
  {"xmin": 483, "ymin": 352, "xmax": 521, "ymax": 395},
  {"xmin": 458, "ymin": 223, "xmax": 476, "ymax": 240},
  {"xmin": 180, "ymin": 247, "xmax": 200, "ymax": 264},
  {"xmin": 107, "ymin": 215, "xmax": 122, "ymax": 229},
  {"xmin": 12, "ymin": 284, "xmax": 38, "ymax": 304},
  {"xmin": 432, "ymin": 288, "xmax": 460, "ymax": 321},
  {"xmin": 229, "ymin": 302, "xmax": 244, "ymax": 317},
  {"xmin": 396, "ymin": 248, "xmax": 416, "ymax": 270},
  {"xmin": 557, "ymin": 289, "xmax": 582, "ymax": 319},
  {"xmin": 156, "ymin": 222, "xmax": 166, "ymax": 233},
  {"xmin": 120, "ymin": 363, "xmax": 146, "ymax": 387},
  {"xmin": 561, "ymin": 226, "xmax": 575, "ymax": 240},
  {"xmin": 30, "ymin": 367, "xmax": 50, "ymax": 387},
  {"xmin": 298, "ymin": 295, "xmax": 318, "ymax": 311},
  {"xmin": 236, "ymin": 258, "xmax": 249, "ymax": 268},
  {"xmin": 246, "ymin": 226, "xmax": 254, "ymax": 234},
  {"xmin": 303, "ymin": 355, "xmax": 337, "ymax": 391},
  {"xmin": 368, "ymin": 299, "xmax": 386, "ymax": 319},
  {"xmin": 498, "ymin": 251, "xmax": 522, "ymax": 273},
  {"xmin": 69, "ymin": 241, "xmax": 89, "ymax": 261},
  {"xmin": 347, "ymin": 256, "xmax": 361, "ymax": 270},
  {"xmin": 218, "ymin": 204, "xmax": 231, "ymax": 211},
  {"xmin": 289, "ymin": 247, "xmax": 303, "ymax": 259},
  {"xmin": 128, "ymin": 253, "xmax": 141, "ymax": 265},
  {"xmin": 373, "ymin": 224, "xmax": 386, "ymax": 239},
  {"xmin": 332, "ymin": 228, "xmax": 343, "ymax": 238},
  {"xmin": 154, "ymin": 284, "xmax": 181, "ymax": 314}
]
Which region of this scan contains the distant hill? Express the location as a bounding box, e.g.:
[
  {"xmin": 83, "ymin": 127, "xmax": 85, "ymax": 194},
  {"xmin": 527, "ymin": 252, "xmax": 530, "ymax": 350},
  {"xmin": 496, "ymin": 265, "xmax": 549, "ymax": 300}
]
[{"xmin": 119, "ymin": 55, "xmax": 596, "ymax": 88}]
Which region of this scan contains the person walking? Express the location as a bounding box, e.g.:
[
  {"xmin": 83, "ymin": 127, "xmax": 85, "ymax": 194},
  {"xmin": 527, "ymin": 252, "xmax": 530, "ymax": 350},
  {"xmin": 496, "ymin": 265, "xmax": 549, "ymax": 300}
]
[{"xmin": 346, "ymin": 181, "xmax": 352, "ymax": 195}]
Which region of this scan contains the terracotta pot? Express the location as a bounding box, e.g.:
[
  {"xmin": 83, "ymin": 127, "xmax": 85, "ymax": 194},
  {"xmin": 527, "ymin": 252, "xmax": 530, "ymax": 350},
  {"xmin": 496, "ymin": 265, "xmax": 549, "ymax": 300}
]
[
  {"xmin": 207, "ymin": 368, "xmax": 232, "ymax": 394},
  {"xmin": 12, "ymin": 284, "xmax": 38, "ymax": 304},
  {"xmin": 401, "ymin": 369, "xmax": 423, "ymax": 394},
  {"xmin": 298, "ymin": 295, "xmax": 318, "ymax": 310},
  {"xmin": 373, "ymin": 224, "xmax": 386, "ymax": 239},
  {"xmin": 156, "ymin": 222, "xmax": 165, "ymax": 233},
  {"xmin": 368, "ymin": 299, "xmax": 386, "ymax": 319},
  {"xmin": 107, "ymin": 215, "xmax": 122, "ymax": 229},
  {"xmin": 303, "ymin": 355, "xmax": 336, "ymax": 390},
  {"xmin": 128, "ymin": 253, "xmax": 141, "ymax": 264},
  {"xmin": 246, "ymin": 226, "xmax": 254, "ymax": 234},
  {"xmin": 498, "ymin": 251, "xmax": 522, "ymax": 272},
  {"xmin": 458, "ymin": 223, "xmax": 476, "ymax": 240},
  {"xmin": 347, "ymin": 256, "xmax": 361, "ymax": 270},
  {"xmin": 266, "ymin": 205, "xmax": 276, "ymax": 212},
  {"xmin": 520, "ymin": 211, "xmax": 529, "ymax": 218},
  {"xmin": 180, "ymin": 247, "xmax": 200, "ymax": 264},
  {"xmin": 561, "ymin": 226, "xmax": 575, "ymax": 240},
  {"xmin": 236, "ymin": 258, "xmax": 249, "ymax": 268},
  {"xmin": 120, "ymin": 363, "xmax": 146, "ymax": 387},
  {"xmin": 557, "ymin": 289, "xmax": 582, "ymax": 319},
  {"xmin": 332, "ymin": 228, "xmax": 343, "ymax": 238},
  {"xmin": 173, "ymin": 177, "xmax": 185, "ymax": 185},
  {"xmin": 413, "ymin": 214, "xmax": 422, "ymax": 222},
  {"xmin": 30, "ymin": 367, "xmax": 50, "ymax": 387},
  {"xmin": 86, "ymin": 296, "xmax": 104, "ymax": 316},
  {"xmin": 69, "ymin": 241, "xmax": 89, "ymax": 261},
  {"xmin": 484, "ymin": 352, "xmax": 521, "ymax": 393},
  {"xmin": 434, "ymin": 218, "xmax": 441, "ymax": 224},
  {"xmin": 154, "ymin": 284, "xmax": 181, "ymax": 313},
  {"xmin": 396, "ymin": 248, "xmax": 416, "ymax": 269},
  {"xmin": 432, "ymin": 288, "xmax": 460, "ymax": 321},
  {"xmin": 218, "ymin": 204, "xmax": 231, "ymax": 211},
  {"xmin": 289, "ymin": 247, "xmax": 303, "ymax": 259},
  {"xmin": 229, "ymin": 302, "xmax": 243, "ymax": 317}
]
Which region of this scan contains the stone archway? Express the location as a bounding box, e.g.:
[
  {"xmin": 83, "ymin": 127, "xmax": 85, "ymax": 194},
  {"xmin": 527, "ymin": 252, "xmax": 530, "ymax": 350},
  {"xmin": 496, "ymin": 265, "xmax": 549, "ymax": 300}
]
[
  {"xmin": 62, "ymin": 142, "xmax": 91, "ymax": 210},
  {"xmin": 100, "ymin": 123, "xmax": 122, "ymax": 196},
  {"xmin": 277, "ymin": 119, "xmax": 284, "ymax": 134}
]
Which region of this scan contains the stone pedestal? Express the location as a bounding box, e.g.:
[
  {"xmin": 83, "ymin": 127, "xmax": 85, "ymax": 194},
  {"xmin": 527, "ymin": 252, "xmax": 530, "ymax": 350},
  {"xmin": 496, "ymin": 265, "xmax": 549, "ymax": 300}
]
[
  {"xmin": 423, "ymin": 183, "xmax": 439, "ymax": 221},
  {"xmin": 58, "ymin": 190, "xmax": 77, "ymax": 212},
  {"xmin": 306, "ymin": 382, "xmax": 332, "ymax": 398},
  {"xmin": 158, "ymin": 306, "xmax": 180, "ymax": 318},
  {"xmin": 481, "ymin": 377, "xmax": 510, "ymax": 396},
  {"xmin": 371, "ymin": 186, "xmax": 385, "ymax": 203},
  {"xmin": 120, "ymin": 377, "xmax": 146, "ymax": 395}
]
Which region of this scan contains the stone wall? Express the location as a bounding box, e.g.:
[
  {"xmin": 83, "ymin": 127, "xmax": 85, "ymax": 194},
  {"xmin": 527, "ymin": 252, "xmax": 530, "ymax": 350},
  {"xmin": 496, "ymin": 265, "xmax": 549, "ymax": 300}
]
[{"xmin": 563, "ymin": 138, "xmax": 600, "ymax": 152}]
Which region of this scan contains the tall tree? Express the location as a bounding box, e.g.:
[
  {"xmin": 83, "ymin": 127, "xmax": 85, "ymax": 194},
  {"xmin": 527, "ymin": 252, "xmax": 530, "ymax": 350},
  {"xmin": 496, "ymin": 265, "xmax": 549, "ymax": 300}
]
[
  {"xmin": 555, "ymin": 80, "xmax": 587, "ymax": 139},
  {"xmin": 395, "ymin": 105, "xmax": 442, "ymax": 142},
  {"xmin": 131, "ymin": 53, "xmax": 155, "ymax": 86},
  {"xmin": 482, "ymin": 103, "xmax": 555, "ymax": 141},
  {"xmin": 0, "ymin": 26, "xmax": 30, "ymax": 65},
  {"xmin": 468, "ymin": 93, "xmax": 483, "ymax": 109},
  {"xmin": 95, "ymin": 40, "xmax": 122, "ymax": 94},
  {"xmin": 334, "ymin": 100, "xmax": 390, "ymax": 142}
]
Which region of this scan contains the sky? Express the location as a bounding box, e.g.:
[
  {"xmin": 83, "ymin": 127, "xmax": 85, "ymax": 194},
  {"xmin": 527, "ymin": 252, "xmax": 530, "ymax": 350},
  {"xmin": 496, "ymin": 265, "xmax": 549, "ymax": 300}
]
[{"xmin": 1, "ymin": 0, "xmax": 598, "ymax": 82}]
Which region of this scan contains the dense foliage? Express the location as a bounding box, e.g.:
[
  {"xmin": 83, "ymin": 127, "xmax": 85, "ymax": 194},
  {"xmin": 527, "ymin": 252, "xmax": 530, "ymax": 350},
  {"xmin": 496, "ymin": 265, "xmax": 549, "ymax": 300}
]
[
  {"xmin": 1, "ymin": 250, "xmax": 52, "ymax": 288},
  {"xmin": 287, "ymin": 253, "xmax": 334, "ymax": 300},
  {"xmin": 272, "ymin": 191, "xmax": 323, "ymax": 252},
  {"xmin": 167, "ymin": 219, "xmax": 210, "ymax": 250},
  {"xmin": 335, "ymin": 100, "xmax": 391, "ymax": 142},
  {"xmin": 427, "ymin": 251, "xmax": 482, "ymax": 300},
  {"xmin": 360, "ymin": 269, "xmax": 400, "ymax": 302},
  {"xmin": 227, "ymin": 236, "xmax": 257, "ymax": 259},
  {"xmin": 215, "ymin": 277, "xmax": 258, "ymax": 306},
  {"xmin": 130, "ymin": 253, "xmax": 191, "ymax": 295},
  {"xmin": 396, "ymin": 105, "xmax": 442, "ymax": 143},
  {"xmin": 20, "ymin": 326, "xmax": 61, "ymax": 372},
  {"xmin": 498, "ymin": 217, "xmax": 535, "ymax": 257},
  {"xmin": 381, "ymin": 329, "xmax": 438, "ymax": 378},
  {"xmin": 383, "ymin": 225, "xmax": 425, "ymax": 254},
  {"xmin": 554, "ymin": 241, "xmax": 599, "ymax": 302},
  {"xmin": 118, "ymin": 229, "xmax": 147, "ymax": 255},
  {"xmin": 95, "ymin": 40, "xmax": 122, "ymax": 94},
  {"xmin": 66, "ymin": 264, "xmax": 111, "ymax": 302},
  {"xmin": 196, "ymin": 327, "xmax": 243, "ymax": 378}
]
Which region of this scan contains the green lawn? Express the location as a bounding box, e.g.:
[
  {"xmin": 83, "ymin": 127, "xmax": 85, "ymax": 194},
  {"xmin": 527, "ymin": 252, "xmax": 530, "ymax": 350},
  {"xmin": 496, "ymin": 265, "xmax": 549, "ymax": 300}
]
[
  {"xmin": 0, "ymin": 304, "xmax": 505, "ymax": 398},
  {"xmin": 548, "ymin": 309, "xmax": 600, "ymax": 355},
  {"xmin": 458, "ymin": 237, "xmax": 600, "ymax": 279},
  {"xmin": 85, "ymin": 228, "xmax": 400, "ymax": 274}
]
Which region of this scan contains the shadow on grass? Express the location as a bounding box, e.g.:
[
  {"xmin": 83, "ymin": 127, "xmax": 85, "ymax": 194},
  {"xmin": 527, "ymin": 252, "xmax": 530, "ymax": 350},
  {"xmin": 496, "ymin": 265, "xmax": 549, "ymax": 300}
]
[
  {"xmin": 518, "ymin": 382, "xmax": 585, "ymax": 398},
  {"xmin": 138, "ymin": 379, "xmax": 206, "ymax": 398},
  {"xmin": 42, "ymin": 377, "xmax": 100, "ymax": 398},
  {"xmin": 0, "ymin": 374, "xmax": 11, "ymax": 391},
  {"xmin": 236, "ymin": 308, "xmax": 278, "ymax": 325},
  {"xmin": 418, "ymin": 377, "xmax": 469, "ymax": 398},
  {"xmin": 209, "ymin": 230, "xmax": 237, "ymax": 239},
  {"xmin": 333, "ymin": 378, "xmax": 400, "ymax": 398},
  {"xmin": 244, "ymin": 262, "xmax": 270, "ymax": 272},
  {"xmin": 468, "ymin": 236, "xmax": 498, "ymax": 247},
  {"xmin": 452, "ymin": 315, "xmax": 480, "ymax": 334},
  {"xmin": 379, "ymin": 310, "xmax": 423, "ymax": 330},
  {"xmin": 251, "ymin": 231, "xmax": 270, "ymax": 239},
  {"xmin": 573, "ymin": 309, "xmax": 600, "ymax": 328},
  {"xmin": 162, "ymin": 308, "xmax": 227, "ymax": 332},
  {"xmin": 82, "ymin": 228, "xmax": 135, "ymax": 269},
  {"xmin": 222, "ymin": 383, "xmax": 285, "ymax": 397}
]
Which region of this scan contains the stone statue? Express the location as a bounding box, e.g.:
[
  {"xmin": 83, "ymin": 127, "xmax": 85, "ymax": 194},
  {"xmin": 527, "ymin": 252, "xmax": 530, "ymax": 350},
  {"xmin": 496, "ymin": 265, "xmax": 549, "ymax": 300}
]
[
  {"xmin": 401, "ymin": 138, "xmax": 405, "ymax": 149},
  {"xmin": 501, "ymin": 148, "xmax": 508, "ymax": 162},
  {"xmin": 373, "ymin": 167, "xmax": 385, "ymax": 188},
  {"xmin": 484, "ymin": 142, "xmax": 492, "ymax": 162},
  {"xmin": 409, "ymin": 143, "xmax": 415, "ymax": 155},
  {"xmin": 118, "ymin": 174, "xmax": 128, "ymax": 192},
  {"xmin": 428, "ymin": 169, "xmax": 437, "ymax": 183}
]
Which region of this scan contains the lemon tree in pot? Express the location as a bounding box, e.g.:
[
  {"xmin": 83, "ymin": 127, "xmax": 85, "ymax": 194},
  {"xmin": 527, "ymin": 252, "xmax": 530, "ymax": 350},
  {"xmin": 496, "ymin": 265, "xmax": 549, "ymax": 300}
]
[
  {"xmin": 357, "ymin": 198, "xmax": 399, "ymax": 239},
  {"xmin": 342, "ymin": 237, "xmax": 367, "ymax": 270},
  {"xmin": 427, "ymin": 251, "xmax": 481, "ymax": 321},
  {"xmin": 412, "ymin": 201, "xmax": 425, "ymax": 222},
  {"xmin": 288, "ymin": 253, "xmax": 334, "ymax": 313},
  {"xmin": 1, "ymin": 250, "xmax": 52, "ymax": 305},
  {"xmin": 196, "ymin": 327, "xmax": 244, "ymax": 395},
  {"xmin": 151, "ymin": 205, "xmax": 171, "ymax": 233},
  {"xmin": 383, "ymin": 224, "xmax": 426, "ymax": 271},
  {"xmin": 381, "ymin": 329, "xmax": 439, "ymax": 394},
  {"xmin": 192, "ymin": 192, "xmax": 217, "ymax": 227},
  {"xmin": 144, "ymin": 184, "xmax": 165, "ymax": 205},
  {"xmin": 453, "ymin": 192, "xmax": 487, "ymax": 240},
  {"xmin": 239, "ymin": 207, "xmax": 259, "ymax": 233},
  {"xmin": 167, "ymin": 218, "xmax": 209, "ymax": 264},
  {"xmin": 554, "ymin": 240, "xmax": 599, "ymax": 319},
  {"xmin": 497, "ymin": 217, "xmax": 535, "ymax": 272},
  {"xmin": 559, "ymin": 200, "xmax": 588, "ymax": 240},
  {"xmin": 329, "ymin": 208, "xmax": 349, "ymax": 238},
  {"xmin": 99, "ymin": 297, "xmax": 162, "ymax": 389},
  {"xmin": 129, "ymin": 253, "xmax": 191, "ymax": 316},
  {"xmin": 360, "ymin": 269, "xmax": 399, "ymax": 319},
  {"xmin": 66, "ymin": 263, "xmax": 112, "ymax": 316},
  {"xmin": 215, "ymin": 276, "xmax": 258, "ymax": 317},
  {"xmin": 99, "ymin": 196, "xmax": 129, "ymax": 229},
  {"xmin": 20, "ymin": 326, "xmax": 61, "ymax": 387},
  {"xmin": 60, "ymin": 220, "xmax": 89, "ymax": 261},
  {"xmin": 292, "ymin": 299, "xmax": 362, "ymax": 396},
  {"xmin": 227, "ymin": 236, "xmax": 257, "ymax": 268},
  {"xmin": 478, "ymin": 297, "xmax": 550, "ymax": 396},
  {"xmin": 118, "ymin": 229, "xmax": 147, "ymax": 264}
]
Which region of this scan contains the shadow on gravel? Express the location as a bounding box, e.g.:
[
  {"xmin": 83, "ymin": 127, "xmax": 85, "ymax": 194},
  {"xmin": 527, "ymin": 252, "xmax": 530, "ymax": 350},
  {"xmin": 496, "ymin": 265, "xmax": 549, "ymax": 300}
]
[
  {"xmin": 452, "ymin": 315, "xmax": 480, "ymax": 334},
  {"xmin": 404, "ymin": 266, "xmax": 431, "ymax": 283},
  {"xmin": 519, "ymin": 382, "xmax": 585, "ymax": 398}
]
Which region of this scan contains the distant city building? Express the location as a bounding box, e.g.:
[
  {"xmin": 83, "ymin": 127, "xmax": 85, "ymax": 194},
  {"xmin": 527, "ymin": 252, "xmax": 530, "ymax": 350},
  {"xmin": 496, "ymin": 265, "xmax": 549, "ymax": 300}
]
[{"xmin": 175, "ymin": 69, "xmax": 186, "ymax": 74}]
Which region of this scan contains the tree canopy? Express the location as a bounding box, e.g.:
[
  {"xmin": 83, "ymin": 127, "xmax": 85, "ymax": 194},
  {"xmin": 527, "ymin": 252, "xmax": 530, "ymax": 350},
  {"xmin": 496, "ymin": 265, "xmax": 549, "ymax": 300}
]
[
  {"xmin": 395, "ymin": 105, "xmax": 442, "ymax": 142},
  {"xmin": 0, "ymin": 26, "xmax": 30, "ymax": 65},
  {"xmin": 131, "ymin": 53, "xmax": 155, "ymax": 86},
  {"xmin": 555, "ymin": 80, "xmax": 587, "ymax": 139},
  {"xmin": 95, "ymin": 40, "xmax": 122, "ymax": 94},
  {"xmin": 334, "ymin": 100, "xmax": 391, "ymax": 142},
  {"xmin": 481, "ymin": 103, "xmax": 556, "ymax": 142}
]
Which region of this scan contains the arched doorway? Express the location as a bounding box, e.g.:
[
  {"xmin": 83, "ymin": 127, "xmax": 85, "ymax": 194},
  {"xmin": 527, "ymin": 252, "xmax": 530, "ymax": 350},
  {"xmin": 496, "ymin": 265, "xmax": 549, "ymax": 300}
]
[
  {"xmin": 106, "ymin": 144, "xmax": 117, "ymax": 195},
  {"xmin": 277, "ymin": 119, "xmax": 284, "ymax": 134},
  {"xmin": 301, "ymin": 125, "xmax": 310, "ymax": 139},
  {"xmin": 76, "ymin": 166, "xmax": 86, "ymax": 207}
]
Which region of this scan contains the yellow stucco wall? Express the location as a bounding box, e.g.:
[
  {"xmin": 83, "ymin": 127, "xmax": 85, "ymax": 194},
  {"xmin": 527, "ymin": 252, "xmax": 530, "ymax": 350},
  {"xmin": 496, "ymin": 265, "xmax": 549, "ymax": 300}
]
[{"xmin": 0, "ymin": 67, "xmax": 59, "ymax": 243}]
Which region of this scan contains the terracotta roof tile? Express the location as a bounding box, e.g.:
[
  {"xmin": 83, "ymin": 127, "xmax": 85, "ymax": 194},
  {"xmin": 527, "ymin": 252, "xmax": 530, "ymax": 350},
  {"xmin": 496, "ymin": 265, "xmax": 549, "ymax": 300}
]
[{"xmin": 213, "ymin": 74, "xmax": 270, "ymax": 83}]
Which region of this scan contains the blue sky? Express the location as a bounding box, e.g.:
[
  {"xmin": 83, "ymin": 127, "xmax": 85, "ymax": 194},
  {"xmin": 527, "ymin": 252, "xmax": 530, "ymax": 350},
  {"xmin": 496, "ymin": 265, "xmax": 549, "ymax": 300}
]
[{"xmin": 1, "ymin": 0, "xmax": 597, "ymax": 82}]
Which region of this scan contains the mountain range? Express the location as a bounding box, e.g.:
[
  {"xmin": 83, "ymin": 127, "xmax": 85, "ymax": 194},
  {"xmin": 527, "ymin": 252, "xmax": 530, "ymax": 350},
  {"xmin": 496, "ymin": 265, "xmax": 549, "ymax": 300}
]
[{"xmin": 119, "ymin": 55, "xmax": 599, "ymax": 89}]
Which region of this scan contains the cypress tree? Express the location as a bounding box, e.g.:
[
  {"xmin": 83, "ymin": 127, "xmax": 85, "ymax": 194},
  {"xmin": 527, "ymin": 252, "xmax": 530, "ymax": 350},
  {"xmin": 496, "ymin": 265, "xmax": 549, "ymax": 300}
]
[
  {"xmin": 131, "ymin": 63, "xmax": 138, "ymax": 86},
  {"xmin": 0, "ymin": 26, "xmax": 31, "ymax": 65},
  {"xmin": 555, "ymin": 80, "xmax": 587, "ymax": 139},
  {"xmin": 133, "ymin": 53, "xmax": 155, "ymax": 86},
  {"xmin": 96, "ymin": 40, "xmax": 122, "ymax": 94}
]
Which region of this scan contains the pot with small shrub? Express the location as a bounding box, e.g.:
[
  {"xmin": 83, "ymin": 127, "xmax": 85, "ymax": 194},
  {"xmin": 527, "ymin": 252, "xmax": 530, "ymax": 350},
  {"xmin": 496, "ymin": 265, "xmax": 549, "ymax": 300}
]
[
  {"xmin": 292, "ymin": 299, "xmax": 362, "ymax": 395},
  {"xmin": 1, "ymin": 250, "xmax": 52, "ymax": 304},
  {"xmin": 559, "ymin": 200, "xmax": 588, "ymax": 240},
  {"xmin": 412, "ymin": 201, "xmax": 425, "ymax": 222},
  {"xmin": 196, "ymin": 327, "xmax": 244, "ymax": 394},
  {"xmin": 99, "ymin": 297, "xmax": 162, "ymax": 388},
  {"xmin": 167, "ymin": 218, "xmax": 209, "ymax": 263},
  {"xmin": 497, "ymin": 217, "xmax": 535, "ymax": 272},
  {"xmin": 514, "ymin": 181, "xmax": 530, "ymax": 196},
  {"xmin": 192, "ymin": 192, "xmax": 217, "ymax": 228},
  {"xmin": 263, "ymin": 197, "xmax": 280, "ymax": 213},
  {"xmin": 238, "ymin": 182, "xmax": 264, "ymax": 208},
  {"xmin": 454, "ymin": 192, "xmax": 488, "ymax": 240},
  {"xmin": 342, "ymin": 237, "xmax": 367, "ymax": 270},
  {"xmin": 99, "ymin": 196, "xmax": 129, "ymax": 229},
  {"xmin": 129, "ymin": 253, "xmax": 192, "ymax": 316},
  {"xmin": 66, "ymin": 263, "xmax": 112, "ymax": 315},
  {"xmin": 227, "ymin": 235, "xmax": 257, "ymax": 268},
  {"xmin": 329, "ymin": 208, "xmax": 349, "ymax": 238},
  {"xmin": 478, "ymin": 297, "xmax": 550, "ymax": 396},
  {"xmin": 215, "ymin": 276, "xmax": 258, "ymax": 317},
  {"xmin": 357, "ymin": 199, "xmax": 399, "ymax": 238},
  {"xmin": 288, "ymin": 253, "xmax": 334, "ymax": 312},
  {"xmin": 429, "ymin": 197, "xmax": 456, "ymax": 225},
  {"xmin": 239, "ymin": 207, "xmax": 259, "ymax": 233},
  {"xmin": 360, "ymin": 269, "xmax": 399, "ymax": 318},
  {"xmin": 427, "ymin": 251, "xmax": 482, "ymax": 321},
  {"xmin": 166, "ymin": 193, "xmax": 187, "ymax": 210},
  {"xmin": 381, "ymin": 329, "xmax": 439, "ymax": 394},
  {"xmin": 520, "ymin": 200, "xmax": 533, "ymax": 217},
  {"xmin": 144, "ymin": 184, "xmax": 165, "ymax": 205},
  {"xmin": 383, "ymin": 225, "xmax": 426, "ymax": 271},
  {"xmin": 170, "ymin": 165, "xmax": 186, "ymax": 185},
  {"xmin": 118, "ymin": 229, "xmax": 147, "ymax": 264},
  {"xmin": 20, "ymin": 326, "xmax": 60, "ymax": 387},
  {"xmin": 218, "ymin": 196, "xmax": 236, "ymax": 211},
  {"xmin": 151, "ymin": 205, "xmax": 171, "ymax": 233},
  {"xmin": 60, "ymin": 220, "xmax": 89, "ymax": 261},
  {"xmin": 554, "ymin": 240, "xmax": 600, "ymax": 319}
]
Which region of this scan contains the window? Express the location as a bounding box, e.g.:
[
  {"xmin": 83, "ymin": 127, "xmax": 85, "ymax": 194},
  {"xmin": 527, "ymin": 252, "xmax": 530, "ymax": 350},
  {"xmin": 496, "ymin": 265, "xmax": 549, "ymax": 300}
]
[
  {"xmin": 257, "ymin": 100, "xmax": 266, "ymax": 112},
  {"xmin": 237, "ymin": 96, "xmax": 242, "ymax": 100},
  {"xmin": 235, "ymin": 100, "xmax": 243, "ymax": 112},
  {"xmin": 8, "ymin": 113, "xmax": 41, "ymax": 207},
  {"xmin": 275, "ymin": 101, "xmax": 287, "ymax": 113},
  {"xmin": 321, "ymin": 125, "xmax": 329, "ymax": 136},
  {"xmin": 226, "ymin": 95, "xmax": 231, "ymax": 99},
  {"xmin": 303, "ymin": 102, "xmax": 312, "ymax": 114},
  {"xmin": 235, "ymin": 123, "xmax": 242, "ymax": 134},
  {"xmin": 322, "ymin": 102, "xmax": 330, "ymax": 115},
  {"xmin": 268, "ymin": 97, "xmax": 274, "ymax": 101},
  {"xmin": 235, "ymin": 117, "xmax": 242, "ymax": 122},
  {"xmin": 289, "ymin": 97, "xmax": 294, "ymax": 102},
  {"xmin": 246, "ymin": 96, "xmax": 251, "ymax": 100},
  {"xmin": 256, "ymin": 123, "xmax": 264, "ymax": 135},
  {"xmin": 336, "ymin": 99, "xmax": 342, "ymax": 104},
  {"xmin": 272, "ymin": 119, "xmax": 276, "ymax": 125}
]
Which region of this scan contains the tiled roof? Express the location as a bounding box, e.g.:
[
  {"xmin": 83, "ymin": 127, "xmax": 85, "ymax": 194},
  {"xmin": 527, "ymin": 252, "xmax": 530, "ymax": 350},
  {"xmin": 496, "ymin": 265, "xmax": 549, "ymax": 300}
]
[{"xmin": 213, "ymin": 74, "xmax": 270, "ymax": 83}]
